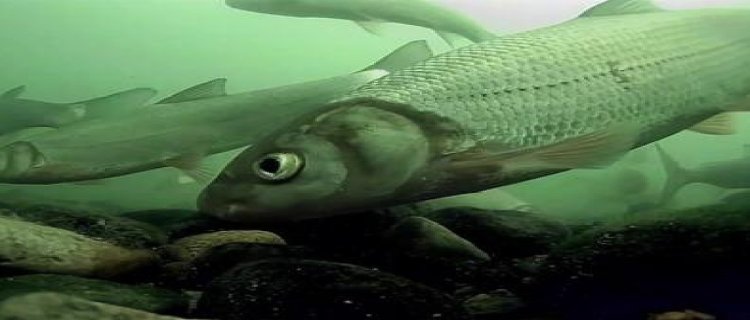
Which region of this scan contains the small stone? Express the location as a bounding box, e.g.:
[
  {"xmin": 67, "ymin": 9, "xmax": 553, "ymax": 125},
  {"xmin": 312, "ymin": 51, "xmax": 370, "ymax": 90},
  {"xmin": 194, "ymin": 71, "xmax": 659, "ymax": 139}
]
[
  {"xmin": 165, "ymin": 230, "xmax": 286, "ymax": 262},
  {"xmin": 463, "ymin": 289, "xmax": 525, "ymax": 316},
  {"xmin": 424, "ymin": 207, "xmax": 570, "ymax": 259},
  {"xmin": 534, "ymin": 203, "xmax": 750, "ymax": 319},
  {"xmin": 173, "ymin": 243, "xmax": 312, "ymax": 289},
  {"xmin": 383, "ymin": 216, "xmax": 490, "ymax": 262},
  {"xmin": 8, "ymin": 205, "xmax": 167, "ymax": 249},
  {"xmin": 0, "ymin": 274, "xmax": 189, "ymax": 314},
  {"xmin": 196, "ymin": 258, "xmax": 470, "ymax": 320},
  {"xmin": 0, "ymin": 216, "xmax": 157, "ymax": 278},
  {"xmin": 649, "ymin": 310, "xmax": 716, "ymax": 320},
  {"xmin": 0, "ymin": 292, "xmax": 196, "ymax": 320}
]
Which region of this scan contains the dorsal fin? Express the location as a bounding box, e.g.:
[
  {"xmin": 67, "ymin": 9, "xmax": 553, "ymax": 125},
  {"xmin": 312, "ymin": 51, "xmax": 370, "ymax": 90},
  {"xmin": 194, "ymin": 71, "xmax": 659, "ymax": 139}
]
[
  {"xmin": 361, "ymin": 40, "xmax": 434, "ymax": 73},
  {"xmin": 580, "ymin": 0, "xmax": 663, "ymax": 17},
  {"xmin": 158, "ymin": 78, "xmax": 227, "ymax": 104},
  {"xmin": 1, "ymin": 85, "xmax": 26, "ymax": 99}
]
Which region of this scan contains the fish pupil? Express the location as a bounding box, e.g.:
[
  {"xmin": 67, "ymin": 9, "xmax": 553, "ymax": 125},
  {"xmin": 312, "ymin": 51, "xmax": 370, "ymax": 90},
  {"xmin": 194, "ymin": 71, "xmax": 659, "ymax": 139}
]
[{"xmin": 259, "ymin": 157, "xmax": 281, "ymax": 174}]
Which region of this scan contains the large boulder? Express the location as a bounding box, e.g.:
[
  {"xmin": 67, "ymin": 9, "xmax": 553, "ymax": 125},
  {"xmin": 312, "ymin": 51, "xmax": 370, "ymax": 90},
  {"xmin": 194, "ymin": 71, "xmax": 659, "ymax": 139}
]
[
  {"xmin": 532, "ymin": 204, "xmax": 750, "ymax": 320},
  {"xmin": 196, "ymin": 258, "xmax": 470, "ymax": 320},
  {"xmin": 423, "ymin": 207, "xmax": 570, "ymax": 259}
]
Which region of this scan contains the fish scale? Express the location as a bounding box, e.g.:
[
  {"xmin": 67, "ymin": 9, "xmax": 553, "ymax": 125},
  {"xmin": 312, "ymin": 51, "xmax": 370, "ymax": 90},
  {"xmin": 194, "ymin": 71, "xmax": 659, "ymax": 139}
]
[{"xmin": 337, "ymin": 9, "xmax": 750, "ymax": 151}]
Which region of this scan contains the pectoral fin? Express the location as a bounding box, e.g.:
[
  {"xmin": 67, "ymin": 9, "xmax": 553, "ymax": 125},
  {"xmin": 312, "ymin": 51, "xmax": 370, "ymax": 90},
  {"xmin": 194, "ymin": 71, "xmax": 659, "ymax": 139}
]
[
  {"xmin": 435, "ymin": 31, "xmax": 464, "ymax": 48},
  {"xmin": 165, "ymin": 153, "xmax": 215, "ymax": 184},
  {"xmin": 158, "ymin": 78, "xmax": 227, "ymax": 104},
  {"xmin": 361, "ymin": 40, "xmax": 433, "ymax": 73},
  {"xmin": 579, "ymin": 0, "xmax": 663, "ymax": 17},
  {"xmin": 448, "ymin": 125, "xmax": 640, "ymax": 171},
  {"xmin": 354, "ymin": 21, "xmax": 388, "ymax": 36},
  {"xmin": 688, "ymin": 113, "xmax": 736, "ymax": 135},
  {"xmin": 1, "ymin": 85, "xmax": 25, "ymax": 99}
]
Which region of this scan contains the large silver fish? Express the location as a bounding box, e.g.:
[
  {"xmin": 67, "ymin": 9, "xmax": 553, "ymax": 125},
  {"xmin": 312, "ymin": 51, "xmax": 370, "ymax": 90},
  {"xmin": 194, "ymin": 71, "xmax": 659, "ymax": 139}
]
[
  {"xmin": 0, "ymin": 41, "xmax": 433, "ymax": 184},
  {"xmin": 0, "ymin": 86, "xmax": 155, "ymax": 136},
  {"xmin": 200, "ymin": 0, "xmax": 750, "ymax": 223},
  {"xmin": 225, "ymin": 0, "xmax": 495, "ymax": 46},
  {"xmin": 656, "ymin": 144, "xmax": 750, "ymax": 202}
]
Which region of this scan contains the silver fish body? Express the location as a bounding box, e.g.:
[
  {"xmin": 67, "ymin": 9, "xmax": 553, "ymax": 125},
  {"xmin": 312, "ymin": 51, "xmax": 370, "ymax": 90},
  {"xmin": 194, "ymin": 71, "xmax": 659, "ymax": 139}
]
[
  {"xmin": 0, "ymin": 87, "xmax": 155, "ymax": 136},
  {"xmin": 0, "ymin": 41, "xmax": 433, "ymax": 184},
  {"xmin": 200, "ymin": 3, "xmax": 750, "ymax": 223},
  {"xmin": 225, "ymin": 0, "xmax": 495, "ymax": 43}
]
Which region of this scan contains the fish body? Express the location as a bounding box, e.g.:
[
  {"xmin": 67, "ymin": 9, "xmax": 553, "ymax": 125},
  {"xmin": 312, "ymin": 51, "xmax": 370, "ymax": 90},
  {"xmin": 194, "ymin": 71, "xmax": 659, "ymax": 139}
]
[
  {"xmin": 416, "ymin": 189, "xmax": 542, "ymax": 214},
  {"xmin": 0, "ymin": 86, "xmax": 155, "ymax": 136},
  {"xmin": 0, "ymin": 41, "xmax": 433, "ymax": 184},
  {"xmin": 656, "ymin": 144, "xmax": 750, "ymax": 202},
  {"xmin": 225, "ymin": 0, "xmax": 495, "ymax": 44},
  {"xmin": 200, "ymin": 0, "xmax": 750, "ymax": 223},
  {"xmin": 0, "ymin": 91, "xmax": 85, "ymax": 136}
]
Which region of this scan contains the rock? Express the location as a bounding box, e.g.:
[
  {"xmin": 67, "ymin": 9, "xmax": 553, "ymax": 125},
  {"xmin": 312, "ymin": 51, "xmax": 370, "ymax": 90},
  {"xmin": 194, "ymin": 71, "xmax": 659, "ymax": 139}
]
[
  {"xmin": 423, "ymin": 207, "xmax": 570, "ymax": 259},
  {"xmin": 532, "ymin": 204, "xmax": 750, "ymax": 320},
  {"xmin": 196, "ymin": 258, "xmax": 470, "ymax": 320},
  {"xmin": 164, "ymin": 230, "xmax": 286, "ymax": 262},
  {"xmin": 649, "ymin": 310, "xmax": 716, "ymax": 320},
  {"xmin": 0, "ymin": 274, "xmax": 189, "ymax": 315},
  {"xmin": 6, "ymin": 205, "xmax": 167, "ymax": 249},
  {"xmin": 0, "ymin": 216, "xmax": 157, "ymax": 278},
  {"xmin": 171, "ymin": 209, "xmax": 405, "ymax": 266},
  {"xmin": 463, "ymin": 289, "xmax": 526, "ymax": 317},
  {"xmin": 376, "ymin": 216, "xmax": 519, "ymax": 296},
  {"xmin": 0, "ymin": 292, "xmax": 195, "ymax": 320},
  {"xmin": 383, "ymin": 216, "xmax": 490, "ymax": 262},
  {"xmin": 118, "ymin": 210, "xmax": 203, "ymax": 235},
  {"xmin": 166, "ymin": 243, "xmax": 313, "ymax": 289}
]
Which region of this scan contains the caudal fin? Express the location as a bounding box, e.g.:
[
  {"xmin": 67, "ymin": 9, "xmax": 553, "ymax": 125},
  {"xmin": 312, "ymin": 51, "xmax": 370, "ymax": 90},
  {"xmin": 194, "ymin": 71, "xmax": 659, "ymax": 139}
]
[{"xmin": 655, "ymin": 144, "xmax": 692, "ymax": 204}]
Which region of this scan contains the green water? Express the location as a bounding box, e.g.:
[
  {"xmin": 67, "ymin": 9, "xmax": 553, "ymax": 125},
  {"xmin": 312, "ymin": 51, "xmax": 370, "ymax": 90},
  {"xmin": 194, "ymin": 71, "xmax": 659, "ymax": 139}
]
[{"xmin": 0, "ymin": 0, "xmax": 748, "ymax": 222}]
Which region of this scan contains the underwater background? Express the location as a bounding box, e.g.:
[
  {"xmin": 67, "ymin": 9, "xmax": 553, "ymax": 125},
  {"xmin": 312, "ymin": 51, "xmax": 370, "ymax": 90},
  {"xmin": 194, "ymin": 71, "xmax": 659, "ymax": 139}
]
[
  {"xmin": 2, "ymin": 1, "xmax": 750, "ymax": 319},
  {"xmin": 1, "ymin": 0, "xmax": 749, "ymax": 220}
]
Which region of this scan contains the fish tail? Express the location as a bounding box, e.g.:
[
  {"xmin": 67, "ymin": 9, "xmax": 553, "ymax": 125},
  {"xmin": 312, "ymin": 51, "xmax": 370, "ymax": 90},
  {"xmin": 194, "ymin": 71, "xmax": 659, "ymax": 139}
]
[{"xmin": 655, "ymin": 144, "xmax": 693, "ymax": 204}]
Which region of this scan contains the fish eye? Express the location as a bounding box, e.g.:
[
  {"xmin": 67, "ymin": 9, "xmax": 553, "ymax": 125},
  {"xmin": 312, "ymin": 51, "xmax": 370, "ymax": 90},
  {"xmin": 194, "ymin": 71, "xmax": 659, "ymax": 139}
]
[{"xmin": 252, "ymin": 152, "xmax": 304, "ymax": 182}]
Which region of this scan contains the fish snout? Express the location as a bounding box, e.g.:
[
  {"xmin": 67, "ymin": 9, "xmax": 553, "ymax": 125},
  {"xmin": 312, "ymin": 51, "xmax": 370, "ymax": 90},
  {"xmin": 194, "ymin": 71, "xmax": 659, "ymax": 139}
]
[{"xmin": 0, "ymin": 142, "xmax": 46, "ymax": 179}]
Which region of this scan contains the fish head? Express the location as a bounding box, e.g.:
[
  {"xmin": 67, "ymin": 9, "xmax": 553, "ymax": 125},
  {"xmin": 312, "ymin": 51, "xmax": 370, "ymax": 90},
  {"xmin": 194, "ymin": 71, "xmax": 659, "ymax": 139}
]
[{"xmin": 199, "ymin": 103, "xmax": 431, "ymax": 223}]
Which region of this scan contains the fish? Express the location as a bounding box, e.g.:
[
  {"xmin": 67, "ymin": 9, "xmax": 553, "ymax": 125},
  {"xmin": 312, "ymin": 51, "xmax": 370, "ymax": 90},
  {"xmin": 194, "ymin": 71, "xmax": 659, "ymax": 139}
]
[
  {"xmin": 199, "ymin": 0, "xmax": 750, "ymax": 223},
  {"xmin": 224, "ymin": 0, "xmax": 496, "ymax": 46},
  {"xmin": 0, "ymin": 41, "xmax": 434, "ymax": 184},
  {"xmin": 656, "ymin": 144, "xmax": 750, "ymax": 203},
  {"xmin": 414, "ymin": 188, "xmax": 542, "ymax": 214},
  {"xmin": 0, "ymin": 86, "xmax": 156, "ymax": 136}
]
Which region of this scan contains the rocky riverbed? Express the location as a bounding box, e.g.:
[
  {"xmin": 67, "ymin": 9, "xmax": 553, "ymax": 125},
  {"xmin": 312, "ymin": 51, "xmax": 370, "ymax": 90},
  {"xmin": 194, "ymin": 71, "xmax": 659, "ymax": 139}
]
[{"xmin": 1, "ymin": 198, "xmax": 747, "ymax": 319}]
